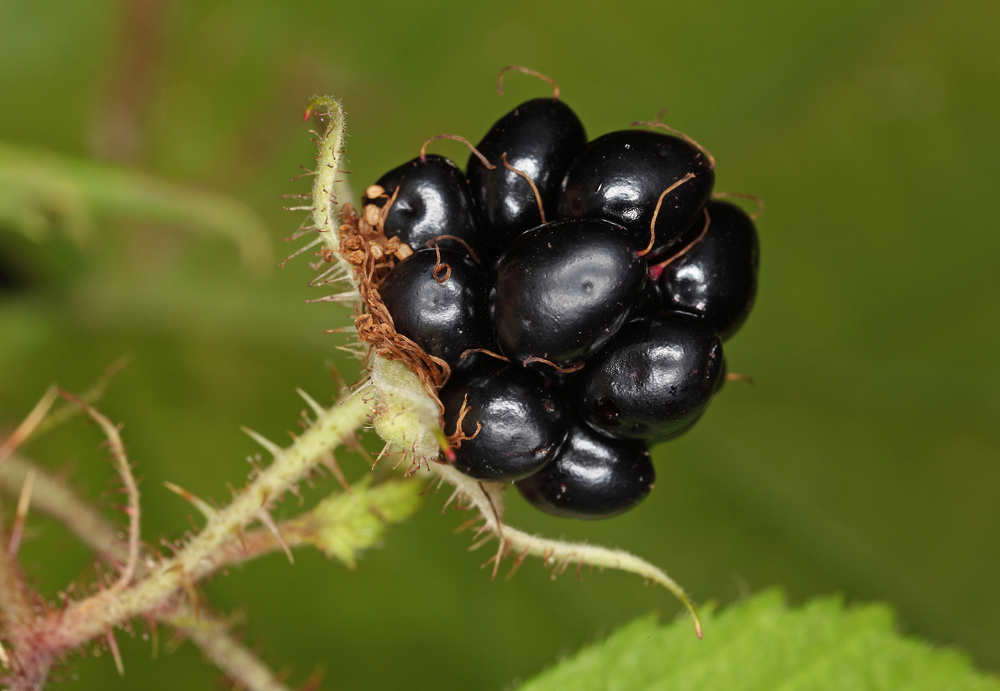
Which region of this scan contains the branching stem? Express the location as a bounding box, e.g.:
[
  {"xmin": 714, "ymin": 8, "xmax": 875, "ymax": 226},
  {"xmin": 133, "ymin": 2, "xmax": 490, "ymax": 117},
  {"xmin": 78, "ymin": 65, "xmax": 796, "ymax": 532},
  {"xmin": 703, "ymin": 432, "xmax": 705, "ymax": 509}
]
[{"xmin": 23, "ymin": 392, "xmax": 370, "ymax": 663}]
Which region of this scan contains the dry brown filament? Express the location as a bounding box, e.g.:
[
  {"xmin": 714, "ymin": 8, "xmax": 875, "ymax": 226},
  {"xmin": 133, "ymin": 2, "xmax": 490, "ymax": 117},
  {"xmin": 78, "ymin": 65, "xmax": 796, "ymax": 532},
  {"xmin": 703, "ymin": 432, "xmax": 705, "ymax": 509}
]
[
  {"xmin": 653, "ymin": 208, "xmax": 711, "ymax": 271},
  {"xmin": 336, "ymin": 206, "xmax": 451, "ymax": 410},
  {"xmin": 432, "ymin": 244, "xmax": 452, "ymax": 283},
  {"xmin": 426, "ymin": 235, "xmax": 481, "ymax": 264},
  {"xmin": 521, "ymin": 356, "xmax": 585, "ymax": 373},
  {"xmin": 501, "ymin": 152, "xmax": 546, "ymax": 225},
  {"xmin": 640, "ymin": 172, "xmax": 696, "ymax": 257},
  {"xmin": 420, "ymin": 134, "xmax": 495, "ymax": 170},
  {"xmin": 460, "ymin": 349, "xmax": 510, "ymax": 363},
  {"xmin": 446, "ymin": 394, "xmax": 482, "ymax": 450},
  {"xmin": 497, "ymin": 65, "xmax": 560, "ymax": 100},
  {"xmin": 725, "ymin": 372, "xmax": 756, "ymax": 385},
  {"xmin": 378, "ymin": 186, "xmax": 400, "ymax": 229},
  {"xmin": 712, "ymin": 191, "xmax": 765, "ymax": 220},
  {"xmin": 632, "ymin": 120, "xmax": 716, "ymax": 170}
]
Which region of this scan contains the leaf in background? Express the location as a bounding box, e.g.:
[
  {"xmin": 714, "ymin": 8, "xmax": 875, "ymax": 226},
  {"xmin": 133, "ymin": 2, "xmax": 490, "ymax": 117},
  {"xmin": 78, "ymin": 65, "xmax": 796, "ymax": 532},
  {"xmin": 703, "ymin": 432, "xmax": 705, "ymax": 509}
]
[
  {"xmin": 519, "ymin": 590, "xmax": 1000, "ymax": 691},
  {"xmin": 0, "ymin": 142, "xmax": 272, "ymax": 274}
]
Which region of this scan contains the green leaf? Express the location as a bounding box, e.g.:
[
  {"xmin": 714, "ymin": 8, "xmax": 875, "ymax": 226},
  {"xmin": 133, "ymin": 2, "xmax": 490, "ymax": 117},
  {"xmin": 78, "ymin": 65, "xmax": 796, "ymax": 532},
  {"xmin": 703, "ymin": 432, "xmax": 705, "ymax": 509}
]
[
  {"xmin": 289, "ymin": 476, "xmax": 424, "ymax": 569},
  {"xmin": 519, "ymin": 591, "xmax": 1000, "ymax": 691},
  {"xmin": 0, "ymin": 142, "xmax": 272, "ymax": 274}
]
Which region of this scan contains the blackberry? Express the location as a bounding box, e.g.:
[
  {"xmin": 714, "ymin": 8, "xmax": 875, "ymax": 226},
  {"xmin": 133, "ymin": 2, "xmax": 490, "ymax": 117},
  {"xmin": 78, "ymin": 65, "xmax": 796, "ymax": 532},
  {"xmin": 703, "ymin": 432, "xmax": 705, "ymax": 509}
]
[
  {"xmin": 559, "ymin": 128, "xmax": 715, "ymax": 259},
  {"xmin": 380, "ymin": 247, "xmax": 493, "ymax": 371},
  {"xmin": 656, "ymin": 199, "xmax": 760, "ymax": 341},
  {"xmin": 440, "ymin": 362, "xmax": 570, "ymax": 482},
  {"xmin": 492, "ymin": 218, "xmax": 646, "ymax": 368},
  {"xmin": 576, "ymin": 312, "xmax": 723, "ymax": 442},
  {"xmin": 516, "ymin": 420, "xmax": 654, "ymax": 519},
  {"xmin": 358, "ymin": 68, "xmax": 758, "ymax": 520},
  {"xmin": 367, "ymin": 150, "xmax": 485, "ymax": 258}
]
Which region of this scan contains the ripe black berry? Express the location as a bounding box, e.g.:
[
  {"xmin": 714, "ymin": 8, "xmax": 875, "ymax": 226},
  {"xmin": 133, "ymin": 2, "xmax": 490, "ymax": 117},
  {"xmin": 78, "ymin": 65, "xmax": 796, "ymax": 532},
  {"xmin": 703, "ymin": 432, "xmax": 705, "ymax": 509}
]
[
  {"xmin": 558, "ymin": 129, "xmax": 715, "ymax": 258},
  {"xmin": 370, "ymin": 153, "xmax": 483, "ymax": 257},
  {"xmin": 657, "ymin": 200, "xmax": 759, "ymax": 341},
  {"xmin": 468, "ymin": 98, "xmax": 587, "ymax": 247},
  {"xmin": 440, "ymin": 362, "xmax": 570, "ymax": 481},
  {"xmin": 577, "ymin": 312, "xmax": 723, "ymax": 441},
  {"xmin": 380, "ymin": 248, "xmax": 492, "ymax": 370},
  {"xmin": 492, "ymin": 218, "xmax": 647, "ymax": 368},
  {"xmin": 516, "ymin": 420, "xmax": 654, "ymax": 519}
]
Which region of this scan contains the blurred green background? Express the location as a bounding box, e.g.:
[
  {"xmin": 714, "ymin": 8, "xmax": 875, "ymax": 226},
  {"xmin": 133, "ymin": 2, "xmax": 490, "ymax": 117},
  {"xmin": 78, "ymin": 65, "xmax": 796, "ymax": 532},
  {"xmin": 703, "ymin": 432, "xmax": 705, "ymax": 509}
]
[{"xmin": 1, "ymin": 0, "xmax": 998, "ymax": 688}]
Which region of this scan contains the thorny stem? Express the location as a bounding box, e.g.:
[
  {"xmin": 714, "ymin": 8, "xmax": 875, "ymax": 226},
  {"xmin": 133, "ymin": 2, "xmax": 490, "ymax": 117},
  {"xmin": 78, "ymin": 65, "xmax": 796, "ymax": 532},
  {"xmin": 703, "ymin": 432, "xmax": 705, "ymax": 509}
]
[
  {"xmin": 0, "ymin": 454, "xmax": 294, "ymax": 691},
  {"xmin": 0, "ymin": 501, "xmax": 53, "ymax": 691},
  {"xmin": 0, "ymin": 386, "xmax": 58, "ymax": 468},
  {"xmin": 27, "ymin": 359, "xmax": 128, "ymax": 441},
  {"xmin": 431, "ymin": 464, "xmax": 703, "ymax": 638},
  {"xmin": 23, "ymin": 392, "xmax": 370, "ymax": 667},
  {"xmin": 176, "ymin": 615, "xmax": 294, "ymax": 691},
  {"xmin": 58, "ymin": 390, "xmax": 142, "ymax": 589}
]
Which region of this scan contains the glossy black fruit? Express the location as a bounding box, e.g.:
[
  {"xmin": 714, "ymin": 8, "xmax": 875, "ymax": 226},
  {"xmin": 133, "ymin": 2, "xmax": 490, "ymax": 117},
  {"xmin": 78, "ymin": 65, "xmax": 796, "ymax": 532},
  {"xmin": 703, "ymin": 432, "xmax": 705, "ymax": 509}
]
[
  {"xmin": 492, "ymin": 218, "xmax": 647, "ymax": 367},
  {"xmin": 440, "ymin": 362, "xmax": 570, "ymax": 481},
  {"xmin": 370, "ymin": 154, "xmax": 484, "ymax": 257},
  {"xmin": 468, "ymin": 99, "xmax": 587, "ymax": 248},
  {"xmin": 516, "ymin": 420, "xmax": 654, "ymax": 519},
  {"xmin": 380, "ymin": 248, "xmax": 492, "ymax": 370},
  {"xmin": 657, "ymin": 200, "xmax": 759, "ymax": 341},
  {"xmin": 577, "ymin": 312, "xmax": 723, "ymax": 441},
  {"xmin": 559, "ymin": 129, "xmax": 714, "ymax": 258}
]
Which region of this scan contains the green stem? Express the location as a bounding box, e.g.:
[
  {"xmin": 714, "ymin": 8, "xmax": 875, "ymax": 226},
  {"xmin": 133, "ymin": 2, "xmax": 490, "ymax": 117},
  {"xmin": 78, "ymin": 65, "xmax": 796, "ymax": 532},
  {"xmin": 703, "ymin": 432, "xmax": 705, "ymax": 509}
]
[{"xmin": 24, "ymin": 392, "xmax": 370, "ymax": 659}]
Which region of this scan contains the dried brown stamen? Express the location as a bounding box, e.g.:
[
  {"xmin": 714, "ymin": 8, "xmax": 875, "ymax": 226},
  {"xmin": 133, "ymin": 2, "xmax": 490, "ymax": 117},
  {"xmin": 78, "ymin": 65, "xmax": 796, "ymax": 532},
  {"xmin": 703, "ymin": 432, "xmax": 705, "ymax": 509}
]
[
  {"xmin": 333, "ymin": 206, "xmax": 451, "ymax": 410},
  {"xmin": 446, "ymin": 394, "xmax": 482, "ymax": 450},
  {"xmin": 725, "ymin": 372, "xmax": 755, "ymax": 385},
  {"xmin": 431, "ymin": 244, "xmax": 452, "ymax": 283}
]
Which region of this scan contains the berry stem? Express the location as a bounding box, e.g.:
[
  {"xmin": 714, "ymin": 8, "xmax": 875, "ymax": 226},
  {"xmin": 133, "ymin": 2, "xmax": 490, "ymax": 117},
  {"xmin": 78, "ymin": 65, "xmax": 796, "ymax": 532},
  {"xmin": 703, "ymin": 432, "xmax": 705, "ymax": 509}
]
[{"xmin": 431, "ymin": 463, "xmax": 703, "ymax": 637}]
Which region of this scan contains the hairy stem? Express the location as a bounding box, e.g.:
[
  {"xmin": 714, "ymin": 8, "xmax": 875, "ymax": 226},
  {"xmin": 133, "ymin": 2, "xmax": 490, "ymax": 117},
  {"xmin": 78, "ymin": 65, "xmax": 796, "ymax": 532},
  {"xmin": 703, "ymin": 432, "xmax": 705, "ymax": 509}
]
[
  {"xmin": 174, "ymin": 614, "xmax": 294, "ymax": 691},
  {"xmin": 0, "ymin": 502, "xmax": 51, "ymax": 689},
  {"xmin": 432, "ymin": 462, "xmax": 702, "ymax": 637},
  {"xmin": 58, "ymin": 390, "xmax": 141, "ymax": 589},
  {"xmin": 24, "ymin": 392, "xmax": 370, "ymax": 661},
  {"xmin": 0, "ymin": 455, "xmax": 294, "ymax": 691}
]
